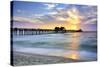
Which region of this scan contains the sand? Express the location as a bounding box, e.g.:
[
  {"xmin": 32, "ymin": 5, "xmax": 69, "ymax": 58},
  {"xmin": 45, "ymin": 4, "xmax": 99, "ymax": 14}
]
[{"xmin": 12, "ymin": 51, "xmax": 84, "ymax": 66}]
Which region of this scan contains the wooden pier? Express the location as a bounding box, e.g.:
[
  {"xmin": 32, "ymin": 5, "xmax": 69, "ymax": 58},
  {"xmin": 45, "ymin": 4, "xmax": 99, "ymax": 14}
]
[
  {"xmin": 11, "ymin": 28, "xmax": 82, "ymax": 35},
  {"xmin": 11, "ymin": 28, "xmax": 55, "ymax": 35}
]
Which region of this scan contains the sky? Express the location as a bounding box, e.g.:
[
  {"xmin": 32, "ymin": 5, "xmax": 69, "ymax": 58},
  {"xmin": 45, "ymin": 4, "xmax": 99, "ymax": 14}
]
[{"xmin": 11, "ymin": 1, "xmax": 97, "ymax": 31}]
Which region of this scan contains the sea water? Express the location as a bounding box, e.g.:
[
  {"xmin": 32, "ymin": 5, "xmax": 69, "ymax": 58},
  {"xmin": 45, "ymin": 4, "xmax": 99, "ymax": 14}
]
[{"xmin": 12, "ymin": 32, "xmax": 97, "ymax": 61}]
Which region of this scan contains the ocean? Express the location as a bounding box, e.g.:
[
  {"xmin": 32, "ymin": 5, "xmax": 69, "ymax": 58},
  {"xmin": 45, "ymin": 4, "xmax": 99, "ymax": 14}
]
[{"xmin": 12, "ymin": 32, "xmax": 97, "ymax": 61}]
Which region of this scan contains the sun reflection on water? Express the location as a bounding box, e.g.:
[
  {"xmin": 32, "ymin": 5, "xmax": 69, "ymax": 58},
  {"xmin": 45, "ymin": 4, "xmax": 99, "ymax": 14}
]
[{"xmin": 64, "ymin": 33, "xmax": 80, "ymax": 60}]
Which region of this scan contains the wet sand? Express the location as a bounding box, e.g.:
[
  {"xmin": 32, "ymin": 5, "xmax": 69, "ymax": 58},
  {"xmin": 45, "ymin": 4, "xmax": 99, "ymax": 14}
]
[{"xmin": 12, "ymin": 51, "xmax": 83, "ymax": 66}]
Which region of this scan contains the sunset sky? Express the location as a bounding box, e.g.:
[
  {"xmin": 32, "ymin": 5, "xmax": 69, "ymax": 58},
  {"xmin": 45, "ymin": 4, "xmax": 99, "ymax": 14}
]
[{"xmin": 11, "ymin": 1, "xmax": 97, "ymax": 31}]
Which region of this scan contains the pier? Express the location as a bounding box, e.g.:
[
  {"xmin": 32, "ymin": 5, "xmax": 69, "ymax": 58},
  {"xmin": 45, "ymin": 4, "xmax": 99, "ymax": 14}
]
[
  {"xmin": 11, "ymin": 27, "xmax": 82, "ymax": 36},
  {"xmin": 12, "ymin": 28, "xmax": 55, "ymax": 35}
]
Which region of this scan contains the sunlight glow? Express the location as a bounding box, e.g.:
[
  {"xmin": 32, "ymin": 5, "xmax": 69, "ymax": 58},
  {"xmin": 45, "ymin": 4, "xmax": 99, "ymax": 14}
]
[{"xmin": 66, "ymin": 8, "xmax": 81, "ymax": 30}]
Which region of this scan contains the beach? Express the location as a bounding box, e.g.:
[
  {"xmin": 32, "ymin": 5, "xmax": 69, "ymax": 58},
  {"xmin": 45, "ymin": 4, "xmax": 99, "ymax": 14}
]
[{"xmin": 13, "ymin": 51, "xmax": 83, "ymax": 66}]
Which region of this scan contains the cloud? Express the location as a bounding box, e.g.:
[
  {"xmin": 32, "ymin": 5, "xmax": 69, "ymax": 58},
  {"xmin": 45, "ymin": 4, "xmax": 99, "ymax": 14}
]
[
  {"xmin": 13, "ymin": 16, "xmax": 43, "ymax": 23},
  {"xmin": 32, "ymin": 14, "xmax": 45, "ymax": 19},
  {"xmin": 65, "ymin": 7, "xmax": 83, "ymax": 24},
  {"xmin": 84, "ymin": 18, "xmax": 97, "ymax": 24},
  {"xmin": 36, "ymin": 6, "xmax": 97, "ymax": 25},
  {"xmin": 56, "ymin": 7, "xmax": 64, "ymax": 10},
  {"xmin": 55, "ymin": 17, "xmax": 66, "ymax": 21},
  {"xmin": 16, "ymin": 9, "xmax": 25, "ymax": 14},
  {"xmin": 47, "ymin": 11, "xmax": 58, "ymax": 15},
  {"xmin": 15, "ymin": 5, "xmax": 96, "ymax": 25},
  {"xmin": 37, "ymin": 7, "xmax": 82, "ymax": 23},
  {"xmin": 80, "ymin": 6, "xmax": 97, "ymax": 24},
  {"xmin": 44, "ymin": 3, "xmax": 58, "ymax": 9}
]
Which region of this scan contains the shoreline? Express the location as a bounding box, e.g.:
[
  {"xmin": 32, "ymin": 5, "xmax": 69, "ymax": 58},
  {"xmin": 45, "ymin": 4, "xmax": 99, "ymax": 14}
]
[{"xmin": 12, "ymin": 51, "xmax": 83, "ymax": 66}]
